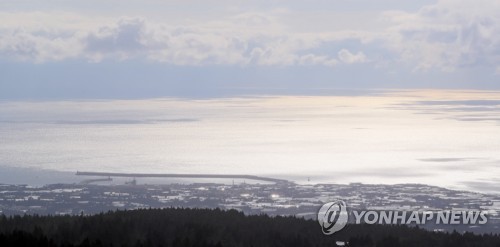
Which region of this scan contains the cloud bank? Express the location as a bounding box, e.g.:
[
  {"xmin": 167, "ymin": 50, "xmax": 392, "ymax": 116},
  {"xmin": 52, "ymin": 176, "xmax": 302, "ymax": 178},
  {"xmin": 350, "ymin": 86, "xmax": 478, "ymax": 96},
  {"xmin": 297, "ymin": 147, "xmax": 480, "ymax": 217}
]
[{"xmin": 0, "ymin": 0, "xmax": 498, "ymax": 74}]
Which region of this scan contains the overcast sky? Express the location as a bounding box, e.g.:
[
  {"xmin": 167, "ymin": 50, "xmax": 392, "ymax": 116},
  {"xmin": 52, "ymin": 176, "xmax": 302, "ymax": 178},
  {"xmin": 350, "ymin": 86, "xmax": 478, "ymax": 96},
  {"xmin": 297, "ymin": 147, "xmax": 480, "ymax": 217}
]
[{"xmin": 1, "ymin": 0, "xmax": 500, "ymax": 99}]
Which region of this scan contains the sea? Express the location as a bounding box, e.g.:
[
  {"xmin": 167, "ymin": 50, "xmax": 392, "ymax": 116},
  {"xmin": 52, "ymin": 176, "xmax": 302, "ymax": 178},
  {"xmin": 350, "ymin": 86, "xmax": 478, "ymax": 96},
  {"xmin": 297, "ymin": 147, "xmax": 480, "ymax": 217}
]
[{"xmin": 1, "ymin": 89, "xmax": 499, "ymax": 193}]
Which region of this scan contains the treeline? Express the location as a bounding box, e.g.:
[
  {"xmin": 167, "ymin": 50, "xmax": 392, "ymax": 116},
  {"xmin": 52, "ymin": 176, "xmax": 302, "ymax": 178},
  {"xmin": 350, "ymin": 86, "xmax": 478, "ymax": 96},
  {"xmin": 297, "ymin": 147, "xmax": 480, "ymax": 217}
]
[{"xmin": 0, "ymin": 208, "xmax": 499, "ymax": 247}]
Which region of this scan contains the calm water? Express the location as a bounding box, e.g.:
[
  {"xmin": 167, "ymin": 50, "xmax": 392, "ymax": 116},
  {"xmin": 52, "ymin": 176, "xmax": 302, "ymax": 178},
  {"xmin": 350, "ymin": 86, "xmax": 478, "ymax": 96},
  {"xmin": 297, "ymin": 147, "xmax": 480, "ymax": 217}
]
[{"xmin": 1, "ymin": 90, "xmax": 500, "ymax": 193}]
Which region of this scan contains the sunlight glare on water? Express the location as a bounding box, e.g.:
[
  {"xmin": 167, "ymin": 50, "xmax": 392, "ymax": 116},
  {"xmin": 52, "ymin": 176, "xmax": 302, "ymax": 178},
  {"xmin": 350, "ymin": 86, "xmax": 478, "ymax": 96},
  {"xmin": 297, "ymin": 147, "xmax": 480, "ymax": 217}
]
[{"xmin": 0, "ymin": 90, "xmax": 499, "ymax": 193}]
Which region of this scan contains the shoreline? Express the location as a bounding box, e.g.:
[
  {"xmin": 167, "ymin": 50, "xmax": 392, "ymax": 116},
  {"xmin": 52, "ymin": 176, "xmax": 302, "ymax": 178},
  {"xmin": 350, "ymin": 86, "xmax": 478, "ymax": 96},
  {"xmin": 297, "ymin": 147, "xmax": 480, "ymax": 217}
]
[{"xmin": 0, "ymin": 165, "xmax": 498, "ymax": 196}]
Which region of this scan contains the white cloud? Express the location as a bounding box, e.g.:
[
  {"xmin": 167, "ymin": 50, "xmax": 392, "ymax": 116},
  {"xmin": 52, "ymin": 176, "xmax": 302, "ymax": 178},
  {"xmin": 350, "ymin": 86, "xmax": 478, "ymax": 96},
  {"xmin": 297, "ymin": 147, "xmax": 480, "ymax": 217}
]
[
  {"xmin": 0, "ymin": 0, "xmax": 499, "ymax": 74},
  {"xmin": 0, "ymin": 11, "xmax": 361, "ymax": 67},
  {"xmin": 384, "ymin": 0, "xmax": 500, "ymax": 72},
  {"xmin": 337, "ymin": 49, "xmax": 368, "ymax": 64},
  {"xmin": 299, "ymin": 54, "xmax": 338, "ymax": 67}
]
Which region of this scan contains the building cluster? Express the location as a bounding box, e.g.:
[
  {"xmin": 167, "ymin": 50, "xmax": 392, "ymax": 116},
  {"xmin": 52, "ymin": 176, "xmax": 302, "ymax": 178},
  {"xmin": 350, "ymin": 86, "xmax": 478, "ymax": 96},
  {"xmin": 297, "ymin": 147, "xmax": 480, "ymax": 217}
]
[{"xmin": 0, "ymin": 182, "xmax": 499, "ymax": 233}]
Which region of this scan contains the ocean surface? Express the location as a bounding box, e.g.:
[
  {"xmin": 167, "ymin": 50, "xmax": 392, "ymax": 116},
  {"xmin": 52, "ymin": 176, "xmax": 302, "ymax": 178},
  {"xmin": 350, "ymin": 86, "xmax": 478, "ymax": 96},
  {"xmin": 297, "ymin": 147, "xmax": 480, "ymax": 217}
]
[{"xmin": 1, "ymin": 90, "xmax": 499, "ymax": 193}]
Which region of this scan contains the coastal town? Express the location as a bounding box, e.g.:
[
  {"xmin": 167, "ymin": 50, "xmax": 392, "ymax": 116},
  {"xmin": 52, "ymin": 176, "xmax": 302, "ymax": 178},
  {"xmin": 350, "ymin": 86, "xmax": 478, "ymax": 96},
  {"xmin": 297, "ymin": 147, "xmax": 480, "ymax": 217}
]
[{"xmin": 1, "ymin": 180, "xmax": 499, "ymax": 233}]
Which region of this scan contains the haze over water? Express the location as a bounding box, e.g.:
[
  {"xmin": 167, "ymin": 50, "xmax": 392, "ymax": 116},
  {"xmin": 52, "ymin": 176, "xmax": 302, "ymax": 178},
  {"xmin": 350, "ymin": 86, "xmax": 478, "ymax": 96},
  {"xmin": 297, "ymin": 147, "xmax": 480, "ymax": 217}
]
[{"xmin": 1, "ymin": 89, "xmax": 499, "ymax": 193}]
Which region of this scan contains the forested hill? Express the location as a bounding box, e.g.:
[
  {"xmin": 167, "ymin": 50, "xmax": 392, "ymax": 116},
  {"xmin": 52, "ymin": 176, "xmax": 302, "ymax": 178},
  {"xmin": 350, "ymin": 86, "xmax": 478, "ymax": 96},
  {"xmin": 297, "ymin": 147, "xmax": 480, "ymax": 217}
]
[{"xmin": 1, "ymin": 208, "xmax": 500, "ymax": 247}]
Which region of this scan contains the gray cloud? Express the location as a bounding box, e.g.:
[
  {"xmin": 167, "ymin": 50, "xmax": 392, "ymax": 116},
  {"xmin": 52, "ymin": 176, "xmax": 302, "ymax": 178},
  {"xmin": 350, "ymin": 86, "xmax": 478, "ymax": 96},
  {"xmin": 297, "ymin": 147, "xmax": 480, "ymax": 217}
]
[
  {"xmin": 55, "ymin": 118, "xmax": 198, "ymax": 125},
  {"xmin": 0, "ymin": 118, "xmax": 199, "ymax": 125},
  {"xmin": 416, "ymin": 100, "xmax": 500, "ymax": 106},
  {"xmin": 86, "ymin": 19, "xmax": 147, "ymax": 54},
  {"xmin": 418, "ymin": 158, "xmax": 480, "ymax": 163},
  {"xmin": 450, "ymin": 116, "xmax": 500, "ymax": 123}
]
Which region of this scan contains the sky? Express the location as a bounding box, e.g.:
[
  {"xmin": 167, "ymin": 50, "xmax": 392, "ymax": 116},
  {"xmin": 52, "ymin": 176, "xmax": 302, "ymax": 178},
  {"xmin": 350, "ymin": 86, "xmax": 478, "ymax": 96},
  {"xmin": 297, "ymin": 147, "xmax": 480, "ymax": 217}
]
[{"xmin": 1, "ymin": 0, "xmax": 500, "ymax": 99}]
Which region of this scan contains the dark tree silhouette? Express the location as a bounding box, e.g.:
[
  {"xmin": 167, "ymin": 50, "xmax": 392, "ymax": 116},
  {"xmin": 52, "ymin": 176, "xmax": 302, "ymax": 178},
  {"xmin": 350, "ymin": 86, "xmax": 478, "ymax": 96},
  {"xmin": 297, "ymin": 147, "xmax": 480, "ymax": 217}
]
[{"xmin": 0, "ymin": 208, "xmax": 499, "ymax": 247}]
